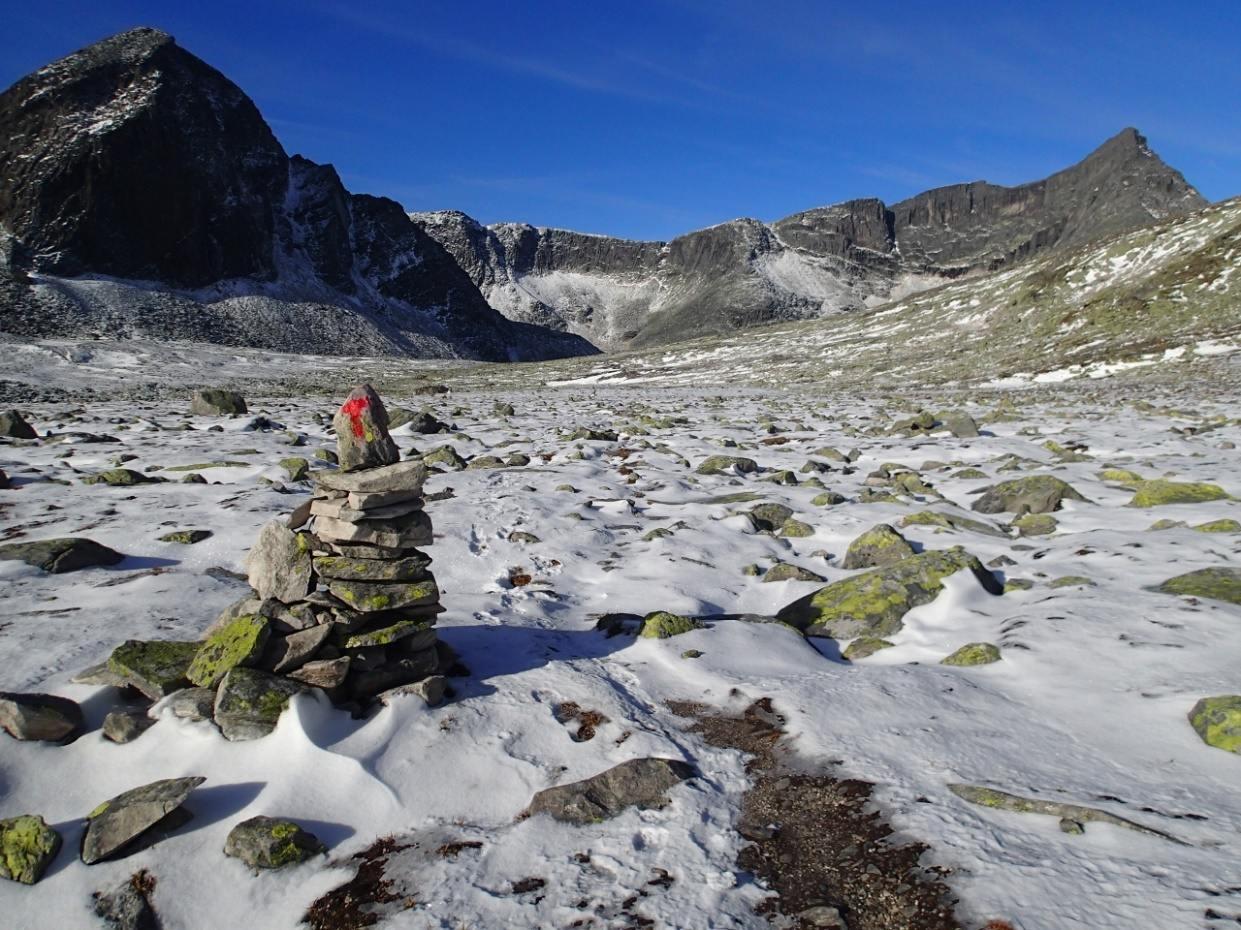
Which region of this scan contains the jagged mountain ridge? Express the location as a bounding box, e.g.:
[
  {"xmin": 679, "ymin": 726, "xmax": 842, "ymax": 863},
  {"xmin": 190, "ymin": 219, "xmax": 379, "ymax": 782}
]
[
  {"xmin": 413, "ymin": 129, "xmax": 1205, "ymax": 351},
  {"xmin": 0, "ymin": 28, "xmax": 596, "ymax": 361}
]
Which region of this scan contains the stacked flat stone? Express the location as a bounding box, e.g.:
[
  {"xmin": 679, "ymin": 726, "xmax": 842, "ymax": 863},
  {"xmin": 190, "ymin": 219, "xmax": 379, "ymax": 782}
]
[{"xmin": 83, "ymin": 384, "xmax": 451, "ymax": 742}]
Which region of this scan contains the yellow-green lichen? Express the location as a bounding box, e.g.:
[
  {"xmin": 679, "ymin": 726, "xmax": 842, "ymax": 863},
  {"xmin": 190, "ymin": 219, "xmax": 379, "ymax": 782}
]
[
  {"xmin": 639, "ymin": 612, "xmax": 706, "ymax": 639},
  {"xmin": 941, "ymin": 642, "xmax": 1002, "ymax": 666},
  {"xmin": 187, "ymin": 615, "xmax": 270, "ymax": 688},
  {"xmin": 1127, "ymin": 480, "xmax": 1234, "ymax": 508},
  {"xmin": 1188, "ymin": 695, "xmax": 1241, "ymax": 753}
]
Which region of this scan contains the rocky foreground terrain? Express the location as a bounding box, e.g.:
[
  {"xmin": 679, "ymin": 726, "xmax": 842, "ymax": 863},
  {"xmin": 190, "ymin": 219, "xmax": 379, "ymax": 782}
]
[{"xmin": 1, "ymin": 354, "xmax": 1240, "ymax": 928}]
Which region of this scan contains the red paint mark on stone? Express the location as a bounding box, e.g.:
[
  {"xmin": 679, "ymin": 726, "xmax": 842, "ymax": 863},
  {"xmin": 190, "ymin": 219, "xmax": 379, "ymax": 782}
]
[{"xmin": 340, "ymin": 397, "xmax": 370, "ymax": 438}]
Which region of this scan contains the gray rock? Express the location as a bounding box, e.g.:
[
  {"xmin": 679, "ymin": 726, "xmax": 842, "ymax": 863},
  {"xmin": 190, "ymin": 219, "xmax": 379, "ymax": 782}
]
[
  {"xmin": 103, "ymin": 711, "xmax": 156, "ymax": 744},
  {"xmin": 971, "ymin": 475, "xmax": 1090, "ymax": 514},
  {"xmin": 198, "ymin": 596, "xmax": 262, "ymax": 641},
  {"xmin": 106, "ymin": 640, "xmax": 199, "ymax": 700},
  {"xmin": 0, "ymin": 537, "xmax": 124, "ymax": 573},
  {"xmin": 0, "ymin": 692, "xmax": 84, "ymax": 742},
  {"xmin": 761, "ymin": 563, "xmax": 827, "ymax": 583},
  {"xmin": 165, "ymin": 687, "xmax": 216, "ymax": 721},
  {"xmin": 0, "ymin": 815, "xmax": 62, "ymax": 884},
  {"xmin": 312, "ymin": 552, "xmax": 431, "ymax": 583},
  {"xmin": 945, "ymin": 415, "xmax": 980, "ymax": 439},
  {"xmin": 314, "ymin": 510, "xmax": 433, "ymax": 549},
  {"xmin": 214, "ymin": 668, "xmax": 308, "ymax": 741},
  {"xmin": 190, "ymin": 390, "xmax": 247, "ymax": 416},
  {"xmin": 223, "ymin": 815, "xmax": 326, "ymax": 869},
  {"xmin": 93, "ymin": 871, "xmax": 159, "ymax": 930},
  {"xmin": 245, "ymin": 521, "xmax": 314, "ymax": 603},
  {"xmin": 313, "ymin": 458, "xmax": 428, "ymax": 494},
  {"xmin": 526, "ymin": 758, "xmax": 695, "ymax": 824},
  {"xmin": 309, "ymin": 496, "xmax": 424, "ymax": 523},
  {"xmin": 842, "ymin": 523, "xmax": 916, "ymax": 570},
  {"xmin": 747, "ymin": 503, "xmax": 794, "ymax": 531},
  {"xmin": 82, "ymin": 776, "xmax": 205, "ymax": 864},
  {"xmin": 348, "ymin": 646, "xmax": 440, "ymax": 701},
  {"xmin": 265, "ymin": 624, "xmax": 332, "ymax": 674},
  {"xmin": 328, "ymin": 577, "xmax": 440, "ymax": 614},
  {"xmin": 695, "ymin": 455, "xmax": 758, "ymax": 475},
  {"xmin": 0, "ymin": 409, "xmax": 37, "ymax": 439},
  {"xmin": 71, "ymin": 662, "xmax": 130, "ymax": 687},
  {"xmin": 378, "ymin": 675, "xmax": 447, "ymax": 708},
  {"xmin": 186, "ymin": 614, "xmax": 270, "ymax": 689},
  {"xmin": 286, "ymin": 656, "xmax": 351, "ymax": 689},
  {"xmin": 333, "ymin": 384, "xmax": 400, "ymax": 472}
]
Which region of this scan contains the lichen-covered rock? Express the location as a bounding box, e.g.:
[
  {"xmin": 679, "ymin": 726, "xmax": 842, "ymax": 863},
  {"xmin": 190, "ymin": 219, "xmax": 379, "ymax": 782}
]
[
  {"xmin": 312, "ymin": 552, "xmax": 431, "ymax": 582},
  {"xmin": 422, "ymin": 445, "xmax": 467, "ymax": 470},
  {"xmin": 245, "ymin": 521, "xmax": 314, "ymax": 603},
  {"xmin": 333, "ymin": 384, "xmax": 399, "ymax": 472},
  {"xmin": 941, "ymin": 642, "xmax": 1002, "ymax": 666},
  {"xmin": 1155, "ymin": 567, "xmax": 1241, "ymax": 605},
  {"xmin": 0, "ymin": 537, "xmax": 124, "ymax": 573},
  {"xmin": 102, "ymin": 711, "xmax": 156, "ymax": 744},
  {"xmin": 900, "ymin": 509, "xmax": 1011, "ymax": 538},
  {"xmin": 1193, "ymin": 518, "xmax": 1241, "ymax": 533},
  {"xmin": 0, "ymin": 815, "xmax": 61, "ymax": 884},
  {"xmin": 1048, "ymin": 575, "xmax": 1095, "ymax": 589},
  {"xmin": 812, "ymin": 490, "xmax": 846, "ymax": 506},
  {"xmin": 159, "ymin": 529, "xmax": 212, "ymax": 544},
  {"xmin": 190, "ymin": 390, "xmax": 247, "ymax": 416},
  {"xmin": 842, "ymin": 524, "xmax": 915, "ymax": 570},
  {"xmin": 776, "ymin": 547, "xmax": 1001, "ymax": 639},
  {"xmin": 1097, "ymin": 468, "xmax": 1144, "ymax": 486},
  {"xmin": 759, "ymin": 469, "xmax": 798, "ymax": 485},
  {"xmin": 0, "ymin": 692, "xmax": 84, "ymax": 742},
  {"xmin": 779, "ymin": 518, "xmax": 815, "ymax": 538},
  {"xmin": 314, "ymin": 510, "xmax": 432, "ymax": 549},
  {"xmin": 748, "ymin": 503, "xmax": 793, "ymax": 531},
  {"xmin": 1127, "ymin": 480, "xmax": 1234, "ymax": 507},
  {"xmin": 0, "ymin": 409, "xmax": 38, "ymax": 439},
  {"xmin": 82, "ymin": 776, "xmax": 205, "ymax": 864},
  {"xmin": 82, "ymin": 468, "xmax": 165, "ymax": 486},
  {"xmin": 1188, "ymin": 695, "xmax": 1241, "ymax": 753},
  {"xmin": 328, "ymin": 578, "xmax": 439, "ymax": 614},
  {"xmin": 214, "ymin": 668, "xmax": 308, "ymax": 741},
  {"xmin": 971, "ymin": 475, "xmax": 1090, "ymax": 514},
  {"xmin": 695, "ymin": 455, "xmax": 758, "ymax": 476},
  {"xmin": 279, "ymin": 457, "xmax": 310, "ymax": 482},
  {"xmin": 762, "ymin": 563, "xmax": 827, "ymax": 583},
  {"xmin": 1013, "ymin": 513, "xmax": 1058, "ymax": 536},
  {"xmin": 843, "ymin": 637, "xmax": 894, "ymax": 660},
  {"xmin": 567, "ymin": 427, "xmax": 618, "ymax": 442},
  {"xmin": 107, "ymin": 640, "xmax": 199, "ymax": 700},
  {"xmin": 187, "ymin": 615, "xmax": 270, "ymax": 689},
  {"xmin": 224, "ymin": 816, "xmax": 326, "ymax": 869},
  {"xmin": 526, "ymin": 758, "xmax": 695, "ymax": 824},
  {"xmin": 639, "ymin": 612, "xmax": 706, "ymax": 639}
]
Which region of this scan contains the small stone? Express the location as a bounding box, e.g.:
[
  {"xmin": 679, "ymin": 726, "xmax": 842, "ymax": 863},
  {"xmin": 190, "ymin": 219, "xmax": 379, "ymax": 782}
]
[
  {"xmin": 843, "ymin": 637, "xmax": 894, "ymax": 660},
  {"xmin": 314, "ymin": 458, "xmax": 428, "ymax": 494},
  {"xmin": 224, "ymin": 816, "xmax": 326, "ymax": 869},
  {"xmin": 812, "ymin": 490, "xmax": 847, "ymax": 506},
  {"xmin": 82, "ymin": 776, "xmax": 205, "ymax": 864},
  {"xmin": 280, "ymin": 457, "xmax": 310, "ymax": 482},
  {"xmin": 0, "ymin": 815, "xmax": 62, "ymax": 884},
  {"xmin": 971, "ymin": 475, "xmax": 1090, "ymax": 514},
  {"xmin": 107, "ymin": 640, "xmax": 199, "ymax": 699},
  {"xmin": 378, "ymin": 675, "xmax": 447, "ymax": 707},
  {"xmin": 82, "ymin": 468, "xmax": 165, "ymax": 487},
  {"xmin": 265, "ymin": 625, "xmax": 333, "ymax": 674},
  {"xmin": 695, "ymin": 455, "xmax": 758, "ymax": 476},
  {"xmin": 165, "ymin": 687, "xmax": 216, "ymax": 721},
  {"xmin": 1127, "ymin": 480, "xmax": 1234, "ymax": 508},
  {"xmin": 799, "ymin": 905, "xmax": 849, "ymax": 928},
  {"xmin": 103, "ymin": 712, "xmax": 156, "ymax": 744},
  {"xmin": 941, "ymin": 642, "xmax": 1002, "ymax": 666},
  {"xmin": 1048, "ymin": 575, "xmax": 1095, "ymax": 589},
  {"xmin": 214, "ymin": 668, "xmax": 308, "ymax": 741},
  {"xmin": 762, "ymin": 563, "xmax": 827, "ymax": 583},
  {"xmin": 159, "ymin": 529, "xmax": 212, "ymax": 544},
  {"xmin": 310, "ymin": 496, "xmax": 424, "ymax": 523},
  {"xmin": 287, "ymin": 657, "xmax": 351, "ymax": 689},
  {"xmin": 526, "ymin": 758, "xmax": 695, "ymax": 824},
  {"xmin": 92, "ymin": 870, "xmax": 159, "ymax": 930},
  {"xmin": 314, "ymin": 510, "xmax": 432, "ymax": 549},
  {"xmin": 508, "ymin": 530, "xmax": 541, "ymax": 544},
  {"xmin": 639, "ymin": 612, "xmax": 706, "ymax": 638},
  {"xmin": 328, "ymin": 578, "xmax": 439, "ymax": 614},
  {"xmin": 0, "ymin": 692, "xmax": 84, "ymax": 742}
]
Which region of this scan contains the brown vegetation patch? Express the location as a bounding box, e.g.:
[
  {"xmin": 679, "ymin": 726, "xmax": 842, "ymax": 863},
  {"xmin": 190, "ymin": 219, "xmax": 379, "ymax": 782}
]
[{"xmin": 304, "ymin": 836, "xmax": 416, "ymax": 930}]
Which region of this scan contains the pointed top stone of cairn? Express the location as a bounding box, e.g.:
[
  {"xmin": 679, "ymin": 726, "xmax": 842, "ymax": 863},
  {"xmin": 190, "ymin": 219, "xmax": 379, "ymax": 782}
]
[{"xmin": 334, "ymin": 384, "xmax": 399, "ymax": 472}]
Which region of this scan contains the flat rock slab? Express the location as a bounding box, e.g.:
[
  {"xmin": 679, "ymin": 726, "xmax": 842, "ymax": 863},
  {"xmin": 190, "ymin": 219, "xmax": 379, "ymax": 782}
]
[
  {"xmin": 310, "ymin": 497, "xmax": 424, "ymax": 523},
  {"xmin": 0, "ymin": 409, "xmax": 38, "ymax": 439},
  {"xmin": 0, "ymin": 692, "xmax": 84, "ymax": 742},
  {"xmin": 246, "ymin": 522, "xmax": 314, "ymax": 603},
  {"xmin": 224, "ymin": 816, "xmax": 326, "ymax": 869},
  {"xmin": 526, "ymin": 758, "xmax": 696, "ymax": 824},
  {"xmin": 313, "ymin": 552, "xmax": 431, "ymax": 583},
  {"xmin": 0, "ymin": 815, "xmax": 62, "ymax": 884},
  {"xmin": 315, "ymin": 510, "xmax": 432, "ymax": 549},
  {"xmin": 187, "ymin": 615, "xmax": 270, "ymax": 688},
  {"xmin": 313, "ymin": 459, "xmax": 428, "ymax": 494},
  {"xmin": 0, "ymin": 537, "xmax": 124, "ymax": 573},
  {"xmin": 328, "ymin": 577, "xmax": 439, "ymax": 614},
  {"xmin": 348, "ymin": 647, "xmax": 439, "ymax": 700},
  {"xmin": 107, "ymin": 640, "xmax": 199, "ymax": 700},
  {"xmin": 214, "ymin": 668, "xmax": 308, "ymax": 741},
  {"xmin": 82, "ymin": 776, "xmax": 205, "ymax": 864},
  {"xmin": 342, "ymin": 618, "xmax": 436, "ymax": 650},
  {"xmin": 776, "ymin": 547, "xmax": 1001, "ymax": 639}
]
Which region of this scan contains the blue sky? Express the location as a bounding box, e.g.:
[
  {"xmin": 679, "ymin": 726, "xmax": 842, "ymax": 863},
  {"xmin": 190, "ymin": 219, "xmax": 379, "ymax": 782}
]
[{"xmin": 3, "ymin": 1, "xmax": 1237, "ymax": 241}]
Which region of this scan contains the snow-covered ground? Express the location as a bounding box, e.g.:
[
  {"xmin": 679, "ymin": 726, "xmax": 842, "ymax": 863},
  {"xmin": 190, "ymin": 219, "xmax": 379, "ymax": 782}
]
[{"xmin": 2, "ymin": 367, "xmax": 1240, "ymax": 929}]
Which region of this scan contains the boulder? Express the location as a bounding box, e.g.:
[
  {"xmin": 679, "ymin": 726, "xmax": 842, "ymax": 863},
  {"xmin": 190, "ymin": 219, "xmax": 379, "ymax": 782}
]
[
  {"xmin": 843, "ymin": 637, "xmax": 894, "ymax": 660},
  {"xmin": 223, "ymin": 816, "xmax": 326, "ymax": 869},
  {"xmin": 0, "ymin": 410, "xmax": 37, "ymax": 439},
  {"xmin": 106, "ymin": 640, "xmax": 199, "ymax": 700},
  {"xmin": 842, "ymin": 523, "xmax": 915, "ymax": 570},
  {"xmin": 190, "ymin": 390, "xmax": 247, "ymax": 416},
  {"xmin": 0, "ymin": 692, "xmax": 84, "ymax": 742},
  {"xmin": 159, "ymin": 529, "xmax": 212, "ymax": 544},
  {"xmin": 82, "ymin": 468, "xmax": 165, "ymax": 486},
  {"xmin": 900, "ymin": 509, "xmax": 1011, "ymax": 538},
  {"xmin": 333, "ymin": 383, "xmax": 399, "ymax": 472},
  {"xmin": 776, "ymin": 547, "xmax": 1001, "ymax": 639},
  {"xmin": 944, "ymin": 415, "xmax": 980, "ymax": 438},
  {"xmin": 245, "ymin": 521, "xmax": 314, "ymax": 603},
  {"xmin": 82, "ymin": 776, "xmax": 205, "ymax": 864},
  {"xmin": 1188, "ymin": 695, "xmax": 1241, "ymax": 753},
  {"xmin": 1126, "ymin": 480, "xmax": 1234, "ymax": 507},
  {"xmin": 0, "ymin": 815, "xmax": 62, "ymax": 884},
  {"xmin": 639, "ymin": 612, "xmax": 706, "ymax": 639},
  {"xmin": 695, "ymin": 455, "xmax": 758, "ymax": 476},
  {"xmin": 187, "ymin": 615, "xmax": 270, "ymax": 689},
  {"xmin": 526, "ymin": 758, "xmax": 695, "ymax": 825},
  {"xmin": 214, "ymin": 668, "xmax": 308, "ymax": 740},
  {"xmin": 1154, "ymin": 567, "xmax": 1241, "ymax": 605},
  {"xmin": 0, "ymin": 537, "xmax": 124, "ymax": 573},
  {"xmin": 941, "ymin": 642, "xmax": 1002, "ymax": 666},
  {"xmin": 970, "ymin": 475, "xmax": 1090, "ymax": 514}
]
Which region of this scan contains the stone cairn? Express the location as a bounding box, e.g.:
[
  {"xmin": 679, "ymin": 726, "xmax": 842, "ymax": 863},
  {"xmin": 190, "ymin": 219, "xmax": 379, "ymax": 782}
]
[{"xmin": 80, "ymin": 383, "xmax": 452, "ymax": 742}]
